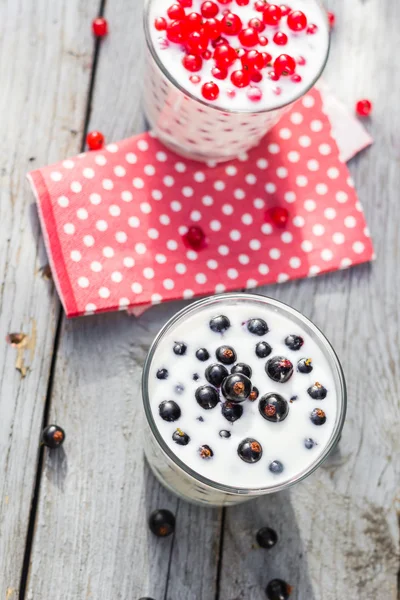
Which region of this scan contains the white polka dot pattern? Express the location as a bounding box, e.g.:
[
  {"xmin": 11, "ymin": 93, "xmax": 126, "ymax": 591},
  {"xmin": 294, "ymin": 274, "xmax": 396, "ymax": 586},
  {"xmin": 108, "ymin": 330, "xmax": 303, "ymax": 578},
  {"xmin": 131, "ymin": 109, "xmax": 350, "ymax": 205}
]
[{"xmin": 30, "ymin": 89, "xmax": 373, "ymax": 316}]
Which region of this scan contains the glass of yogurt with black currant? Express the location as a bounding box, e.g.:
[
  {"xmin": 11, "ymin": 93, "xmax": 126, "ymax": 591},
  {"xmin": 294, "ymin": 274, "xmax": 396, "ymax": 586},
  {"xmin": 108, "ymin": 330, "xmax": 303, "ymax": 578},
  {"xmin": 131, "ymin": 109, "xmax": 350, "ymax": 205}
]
[
  {"xmin": 142, "ymin": 293, "xmax": 346, "ymax": 507},
  {"xmin": 143, "ymin": 0, "xmax": 330, "ymax": 162}
]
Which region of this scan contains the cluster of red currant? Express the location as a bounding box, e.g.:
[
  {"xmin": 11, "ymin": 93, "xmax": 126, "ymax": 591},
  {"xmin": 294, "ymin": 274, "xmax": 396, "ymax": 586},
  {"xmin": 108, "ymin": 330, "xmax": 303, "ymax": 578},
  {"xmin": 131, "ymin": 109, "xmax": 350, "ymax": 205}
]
[{"xmin": 154, "ymin": 1, "xmax": 315, "ymax": 101}]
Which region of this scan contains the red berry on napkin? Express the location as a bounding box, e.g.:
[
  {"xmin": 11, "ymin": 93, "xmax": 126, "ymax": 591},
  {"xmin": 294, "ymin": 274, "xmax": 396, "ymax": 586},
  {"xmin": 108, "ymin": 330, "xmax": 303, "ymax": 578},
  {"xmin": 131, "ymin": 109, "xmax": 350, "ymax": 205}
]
[
  {"xmin": 92, "ymin": 17, "xmax": 108, "ymax": 37},
  {"xmin": 355, "ymin": 99, "xmax": 372, "ymax": 118},
  {"xmin": 86, "ymin": 131, "xmax": 105, "ymax": 150},
  {"xmin": 267, "ymin": 207, "xmax": 289, "ymax": 228},
  {"xmin": 183, "ymin": 226, "xmax": 207, "ymax": 250},
  {"xmin": 327, "ymin": 12, "xmax": 335, "ymax": 29}
]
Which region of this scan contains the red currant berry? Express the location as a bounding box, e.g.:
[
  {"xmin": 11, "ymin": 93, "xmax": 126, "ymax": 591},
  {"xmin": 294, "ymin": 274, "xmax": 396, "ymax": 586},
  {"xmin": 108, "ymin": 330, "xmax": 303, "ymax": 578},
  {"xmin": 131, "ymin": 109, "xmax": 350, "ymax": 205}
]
[
  {"xmin": 212, "ymin": 66, "xmax": 228, "ymax": 79},
  {"xmin": 186, "ymin": 30, "xmax": 209, "ymax": 54},
  {"xmin": 268, "ymin": 70, "xmax": 280, "ymax": 81},
  {"xmin": 166, "ymin": 20, "xmax": 188, "ymax": 43},
  {"xmin": 241, "ymin": 49, "xmax": 264, "ymax": 70},
  {"xmin": 307, "ymin": 23, "xmax": 318, "ymax": 34},
  {"xmin": 263, "ymin": 5, "xmax": 282, "ymax": 26},
  {"xmin": 238, "ymin": 27, "xmax": 259, "ymax": 46},
  {"xmin": 247, "ymin": 86, "xmax": 262, "ymax": 101},
  {"xmin": 226, "ymin": 88, "xmax": 236, "ymax": 98},
  {"xmin": 178, "ymin": 0, "xmax": 193, "ymax": 6},
  {"xmin": 186, "ymin": 11, "xmax": 204, "ymax": 31},
  {"xmin": 202, "ymin": 81, "xmax": 220, "ymax": 100},
  {"xmin": 167, "ymin": 3, "xmax": 186, "ymax": 20},
  {"xmin": 287, "ymin": 10, "xmax": 307, "ymax": 31},
  {"xmin": 327, "ymin": 12, "xmax": 335, "ymax": 28},
  {"xmin": 217, "ymin": 0, "xmax": 233, "ymax": 4},
  {"xmin": 183, "ymin": 53, "xmax": 203, "ymax": 71},
  {"xmin": 261, "ymin": 51, "xmax": 272, "ymax": 67},
  {"xmin": 204, "ymin": 18, "xmax": 222, "ymax": 39},
  {"xmin": 297, "ymin": 55, "xmax": 306, "ymax": 66},
  {"xmin": 255, "ymin": 0, "xmax": 268, "ymax": 11},
  {"xmin": 251, "ymin": 71, "xmax": 263, "ymax": 82},
  {"xmin": 213, "ymin": 43, "xmax": 237, "ymax": 67},
  {"xmin": 190, "ymin": 74, "xmax": 201, "ymax": 83},
  {"xmin": 203, "ymin": 49, "xmax": 212, "ymax": 59},
  {"xmin": 86, "ymin": 130, "xmax": 105, "ymax": 150},
  {"xmin": 259, "ymin": 36, "xmax": 269, "ymax": 46},
  {"xmin": 154, "ymin": 17, "xmax": 167, "ymax": 31},
  {"xmin": 92, "ymin": 17, "xmax": 108, "ymax": 37},
  {"xmin": 211, "ymin": 35, "xmax": 228, "ymax": 47},
  {"xmin": 291, "ymin": 73, "xmax": 302, "ymax": 82},
  {"xmin": 356, "ymin": 99, "xmax": 372, "ymax": 117},
  {"xmin": 184, "ymin": 226, "xmax": 207, "ymax": 250},
  {"xmin": 236, "ymin": 0, "xmax": 250, "ymax": 4},
  {"xmin": 273, "ymin": 31, "xmax": 288, "ymax": 45},
  {"xmin": 279, "ymin": 4, "xmax": 290, "ymax": 15},
  {"xmin": 221, "ymin": 12, "xmax": 243, "ymax": 35},
  {"xmin": 201, "ymin": 1, "xmax": 219, "ymax": 17},
  {"xmin": 274, "ymin": 53, "xmax": 296, "ymax": 76},
  {"xmin": 268, "ymin": 206, "xmax": 289, "ymax": 227},
  {"xmin": 231, "ymin": 69, "xmax": 250, "ymax": 87},
  {"xmin": 248, "ymin": 17, "xmax": 265, "ymax": 32}
]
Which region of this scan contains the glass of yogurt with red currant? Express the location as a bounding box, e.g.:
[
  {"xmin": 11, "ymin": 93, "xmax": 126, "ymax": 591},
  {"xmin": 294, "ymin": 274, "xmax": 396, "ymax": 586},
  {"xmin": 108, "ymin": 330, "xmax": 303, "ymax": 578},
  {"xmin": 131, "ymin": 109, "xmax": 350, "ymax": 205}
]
[
  {"xmin": 142, "ymin": 293, "xmax": 346, "ymax": 506},
  {"xmin": 143, "ymin": 0, "xmax": 330, "ymax": 162}
]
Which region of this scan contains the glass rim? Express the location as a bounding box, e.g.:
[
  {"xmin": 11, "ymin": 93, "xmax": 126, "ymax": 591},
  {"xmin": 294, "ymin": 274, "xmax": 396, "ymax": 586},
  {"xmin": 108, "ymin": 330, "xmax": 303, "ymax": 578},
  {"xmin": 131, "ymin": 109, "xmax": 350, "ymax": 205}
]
[
  {"xmin": 143, "ymin": 0, "xmax": 331, "ymax": 116},
  {"xmin": 142, "ymin": 293, "xmax": 347, "ymax": 496}
]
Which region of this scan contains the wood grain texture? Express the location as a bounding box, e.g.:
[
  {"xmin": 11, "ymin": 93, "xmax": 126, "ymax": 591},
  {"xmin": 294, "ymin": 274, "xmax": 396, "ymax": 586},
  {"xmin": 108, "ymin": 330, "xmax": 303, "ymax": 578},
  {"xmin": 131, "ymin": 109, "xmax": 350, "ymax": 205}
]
[{"xmin": 0, "ymin": 0, "xmax": 99, "ymax": 596}]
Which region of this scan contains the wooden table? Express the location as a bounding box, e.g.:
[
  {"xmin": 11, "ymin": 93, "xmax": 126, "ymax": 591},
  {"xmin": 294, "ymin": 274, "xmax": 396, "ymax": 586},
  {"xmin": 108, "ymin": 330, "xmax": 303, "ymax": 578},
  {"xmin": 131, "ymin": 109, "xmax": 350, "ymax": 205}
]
[{"xmin": 1, "ymin": 1, "xmax": 399, "ymax": 598}]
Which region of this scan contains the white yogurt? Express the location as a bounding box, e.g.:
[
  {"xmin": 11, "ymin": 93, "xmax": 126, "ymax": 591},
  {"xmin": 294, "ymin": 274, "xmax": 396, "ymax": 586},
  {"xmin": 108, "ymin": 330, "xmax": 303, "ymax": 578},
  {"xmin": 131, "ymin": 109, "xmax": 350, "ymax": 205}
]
[{"xmin": 144, "ymin": 294, "xmax": 345, "ymax": 503}]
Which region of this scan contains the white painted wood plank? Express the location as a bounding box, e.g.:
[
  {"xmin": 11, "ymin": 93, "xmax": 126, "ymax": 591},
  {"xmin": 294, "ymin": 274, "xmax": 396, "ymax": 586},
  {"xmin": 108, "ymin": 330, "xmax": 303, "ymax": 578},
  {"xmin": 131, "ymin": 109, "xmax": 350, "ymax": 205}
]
[{"xmin": 0, "ymin": 0, "xmax": 99, "ymax": 596}]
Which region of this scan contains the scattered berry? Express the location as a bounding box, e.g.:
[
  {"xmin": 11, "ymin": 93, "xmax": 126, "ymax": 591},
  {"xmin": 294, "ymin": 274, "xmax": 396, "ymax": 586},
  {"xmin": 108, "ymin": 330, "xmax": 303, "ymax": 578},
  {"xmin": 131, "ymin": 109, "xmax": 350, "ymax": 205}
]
[
  {"xmin": 249, "ymin": 386, "xmax": 259, "ymax": 401},
  {"xmin": 231, "ymin": 362, "xmax": 252, "ymax": 378},
  {"xmin": 356, "ymin": 99, "xmax": 372, "ymax": 117},
  {"xmin": 287, "ymin": 10, "xmax": 307, "ymax": 31},
  {"xmin": 247, "ymin": 318, "xmax": 269, "ymax": 336},
  {"xmin": 222, "ymin": 401, "xmax": 243, "ymax": 422},
  {"xmin": 202, "ymin": 49, "xmax": 212, "ymax": 60},
  {"xmin": 297, "ymin": 358, "xmax": 313, "ymax": 374},
  {"xmin": 156, "ymin": 368, "xmax": 169, "ymax": 380},
  {"xmin": 258, "ymin": 35, "xmax": 269, "ymax": 46},
  {"xmin": 231, "ymin": 69, "xmax": 251, "ymax": 88},
  {"xmin": 285, "ymin": 335, "xmax": 304, "ymax": 351},
  {"xmin": 304, "ymin": 438, "xmax": 317, "ymax": 449},
  {"xmin": 307, "ymin": 23, "xmax": 318, "ymax": 34},
  {"xmin": 173, "ymin": 342, "xmax": 187, "ymax": 355},
  {"xmin": 222, "ymin": 373, "xmax": 252, "ymax": 402},
  {"xmin": 166, "ymin": 19, "xmax": 188, "ymax": 43},
  {"xmin": 238, "ymin": 27, "xmax": 259, "ymax": 47},
  {"xmin": 199, "ymin": 444, "xmax": 214, "ymax": 459},
  {"xmin": 297, "ymin": 55, "xmax": 306, "ymax": 66},
  {"xmin": 167, "ymin": 3, "xmax": 186, "ymax": 19},
  {"xmin": 86, "ymin": 130, "xmax": 105, "ymax": 150},
  {"xmin": 238, "ymin": 438, "xmax": 263, "ymax": 463},
  {"xmin": 205, "ymin": 363, "xmax": 229, "ymax": 386},
  {"xmin": 269, "ymin": 460, "xmax": 284, "ymax": 474},
  {"xmin": 196, "ymin": 348, "xmax": 210, "ymax": 361},
  {"xmin": 172, "ymin": 428, "xmax": 190, "ymax": 445},
  {"xmin": 190, "ymin": 74, "xmax": 201, "ymax": 84},
  {"xmin": 279, "ymin": 4, "xmax": 291, "ymax": 16},
  {"xmin": 210, "ymin": 315, "xmax": 231, "ymax": 333},
  {"xmin": 213, "ymin": 43, "xmax": 237, "ymax": 68},
  {"xmin": 263, "ymin": 4, "xmax": 282, "ymax": 25},
  {"xmin": 248, "ymin": 17, "xmax": 265, "ymax": 32},
  {"xmin": 92, "ymin": 17, "xmax": 108, "ymax": 37},
  {"xmin": 154, "ymin": 17, "xmax": 167, "ymax": 31},
  {"xmin": 327, "ymin": 11, "xmax": 335, "ymax": 28},
  {"xmin": 291, "ymin": 73, "xmax": 302, "ymax": 83},
  {"xmin": 212, "ymin": 65, "xmax": 228, "ymax": 79},
  {"xmin": 202, "ymin": 80, "xmax": 220, "ymax": 101},
  {"xmin": 41, "ymin": 425, "xmax": 65, "ymax": 449},
  {"xmin": 148, "ymin": 509, "xmax": 175, "ymax": 537},
  {"xmin": 179, "ymin": 0, "xmax": 193, "ymax": 5},
  {"xmin": 216, "ymin": 345, "xmax": 237, "ymax": 365},
  {"xmin": 255, "ymin": 341, "xmax": 272, "ymax": 358},
  {"xmin": 186, "ymin": 30, "xmax": 209, "ymax": 54},
  {"xmin": 204, "ymin": 17, "xmax": 223, "ymax": 40},
  {"xmin": 183, "ymin": 225, "xmax": 207, "ymax": 249},
  {"xmin": 259, "ymin": 393, "xmax": 289, "ymax": 422},
  {"xmin": 241, "ymin": 50, "xmax": 264, "ymax": 71},
  {"xmin": 310, "ymin": 408, "xmax": 326, "ymax": 425},
  {"xmin": 197, "ymin": 415, "xmax": 204, "ymax": 422},
  {"xmin": 255, "ymin": 0, "xmax": 268, "ymax": 11},
  {"xmin": 290, "ymin": 395, "xmax": 298, "ymax": 403},
  {"xmin": 195, "ymin": 385, "xmax": 220, "ymax": 409},
  {"xmin": 219, "ymin": 429, "xmax": 231, "ymax": 438},
  {"xmin": 308, "ymin": 382, "xmax": 327, "ymax": 400},
  {"xmin": 266, "ymin": 356, "xmax": 293, "ymax": 383},
  {"xmin": 193, "ymin": 373, "xmax": 200, "ymax": 381},
  {"xmin": 183, "ymin": 54, "xmax": 203, "ymax": 72},
  {"xmin": 201, "ymin": 0, "xmax": 219, "ymax": 17},
  {"xmin": 221, "ymin": 12, "xmax": 243, "ymax": 35},
  {"xmin": 266, "ymin": 579, "xmax": 292, "ymax": 600},
  {"xmin": 159, "ymin": 400, "xmax": 181, "ymax": 422},
  {"xmin": 273, "ymin": 31, "xmax": 288, "ymax": 45},
  {"xmin": 268, "ymin": 206, "xmax": 289, "ymax": 227},
  {"xmin": 256, "ymin": 527, "xmax": 278, "ymax": 549},
  {"xmin": 274, "ymin": 54, "xmax": 296, "ymax": 76}
]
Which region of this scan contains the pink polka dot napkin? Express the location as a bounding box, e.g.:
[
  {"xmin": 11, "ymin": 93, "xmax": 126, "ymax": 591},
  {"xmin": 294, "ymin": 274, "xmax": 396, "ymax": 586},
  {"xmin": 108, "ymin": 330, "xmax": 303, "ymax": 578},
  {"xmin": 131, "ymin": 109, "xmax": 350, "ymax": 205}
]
[{"xmin": 28, "ymin": 88, "xmax": 374, "ymax": 317}]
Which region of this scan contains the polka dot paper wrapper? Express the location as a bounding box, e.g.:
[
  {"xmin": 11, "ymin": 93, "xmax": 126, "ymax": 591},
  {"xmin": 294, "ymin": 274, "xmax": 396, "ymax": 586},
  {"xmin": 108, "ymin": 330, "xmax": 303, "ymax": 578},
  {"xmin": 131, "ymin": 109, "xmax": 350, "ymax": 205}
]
[{"xmin": 28, "ymin": 88, "xmax": 374, "ymax": 318}]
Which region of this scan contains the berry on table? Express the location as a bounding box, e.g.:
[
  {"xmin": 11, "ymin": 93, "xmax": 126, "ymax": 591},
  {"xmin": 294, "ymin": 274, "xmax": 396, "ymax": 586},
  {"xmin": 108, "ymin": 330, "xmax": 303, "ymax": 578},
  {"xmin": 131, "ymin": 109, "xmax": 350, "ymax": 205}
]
[
  {"xmin": 356, "ymin": 99, "xmax": 372, "ymax": 117},
  {"xmin": 205, "ymin": 363, "xmax": 229, "ymax": 386},
  {"xmin": 304, "ymin": 438, "xmax": 317, "ymax": 449},
  {"xmin": 259, "ymin": 393, "xmax": 289, "ymax": 422},
  {"xmin": 255, "ymin": 341, "xmax": 272, "ymax": 358},
  {"xmin": 199, "ymin": 444, "xmax": 214, "ymax": 459},
  {"xmin": 249, "ymin": 386, "xmax": 259, "ymax": 401},
  {"xmin": 327, "ymin": 11, "xmax": 335, "ymax": 28},
  {"xmin": 216, "ymin": 345, "xmax": 237, "ymax": 365},
  {"xmin": 287, "ymin": 10, "xmax": 307, "ymax": 31},
  {"xmin": 156, "ymin": 368, "xmax": 169, "ymax": 380},
  {"xmin": 231, "ymin": 69, "xmax": 251, "ymax": 88},
  {"xmin": 222, "ymin": 373, "xmax": 252, "ymax": 402},
  {"xmin": 172, "ymin": 428, "xmax": 190, "ymax": 445},
  {"xmin": 221, "ymin": 12, "xmax": 243, "ymax": 35},
  {"xmin": 219, "ymin": 429, "xmax": 231, "ymax": 438},
  {"xmin": 266, "ymin": 357, "xmax": 293, "ymax": 382},
  {"xmin": 195, "ymin": 385, "xmax": 220, "ymax": 409},
  {"xmin": 210, "ymin": 315, "xmax": 230, "ymax": 333},
  {"xmin": 266, "ymin": 579, "xmax": 292, "ymax": 600},
  {"xmin": 273, "ymin": 31, "xmax": 288, "ymax": 45},
  {"xmin": 92, "ymin": 17, "xmax": 108, "ymax": 37},
  {"xmin": 202, "ymin": 81, "xmax": 220, "ymax": 100},
  {"xmin": 183, "ymin": 225, "xmax": 207, "ymax": 250},
  {"xmin": 148, "ymin": 509, "xmax": 175, "ymax": 537},
  {"xmin": 231, "ymin": 362, "xmax": 252, "ymax": 378},
  {"xmin": 256, "ymin": 527, "xmax": 278, "ymax": 549},
  {"xmin": 285, "ymin": 334, "xmax": 304, "ymax": 351},
  {"xmin": 183, "ymin": 54, "xmax": 203, "ymax": 72},
  {"xmin": 86, "ymin": 130, "xmax": 105, "ymax": 150},
  {"xmin": 268, "ymin": 206, "xmax": 289, "ymax": 227},
  {"xmin": 154, "ymin": 17, "xmax": 167, "ymax": 31},
  {"xmin": 307, "ymin": 382, "xmax": 327, "ymax": 400},
  {"xmin": 238, "ymin": 438, "xmax": 263, "ymax": 463},
  {"xmin": 222, "ymin": 400, "xmax": 243, "ymax": 422},
  {"xmin": 201, "ymin": 0, "xmax": 219, "ymax": 17},
  {"xmin": 263, "ymin": 5, "xmax": 282, "ymax": 26},
  {"xmin": 297, "ymin": 358, "xmax": 313, "ymax": 374},
  {"xmin": 238, "ymin": 27, "xmax": 259, "ymax": 47},
  {"xmin": 274, "ymin": 54, "xmax": 296, "ymax": 77},
  {"xmin": 310, "ymin": 408, "xmax": 327, "ymax": 425},
  {"xmin": 41, "ymin": 425, "xmax": 65, "ymax": 449},
  {"xmin": 159, "ymin": 400, "xmax": 181, "ymax": 422},
  {"xmin": 247, "ymin": 318, "xmax": 269, "ymax": 336},
  {"xmin": 167, "ymin": 3, "xmax": 186, "ymax": 19},
  {"xmin": 173, "ymin": 342, "xmax": 187, "ymax": 355},
  {"xmin": 269, "ymin": 460, "xmax": 284, "ymax": 474},
  {"xmin": 196, "ymin": 348, "xmax": 210, "ymax": 361}
]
